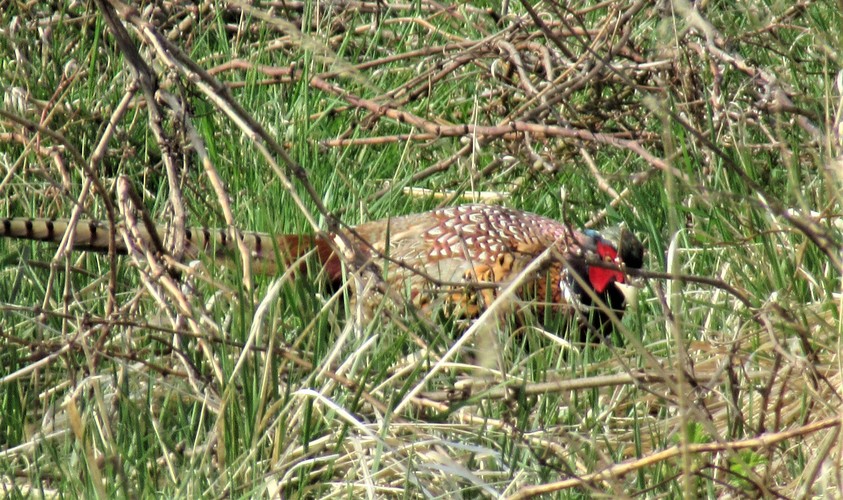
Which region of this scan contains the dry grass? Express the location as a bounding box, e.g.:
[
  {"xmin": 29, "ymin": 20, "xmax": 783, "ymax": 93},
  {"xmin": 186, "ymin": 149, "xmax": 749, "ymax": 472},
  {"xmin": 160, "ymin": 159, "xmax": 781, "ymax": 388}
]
[{"xmin": 1, "ymin": 0, "xmax": 841, "ymax": 497}]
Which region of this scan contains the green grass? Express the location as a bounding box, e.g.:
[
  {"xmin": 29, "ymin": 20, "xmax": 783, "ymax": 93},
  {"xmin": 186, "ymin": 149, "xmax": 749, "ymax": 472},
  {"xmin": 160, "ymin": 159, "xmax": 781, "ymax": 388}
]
[{"xmin": 1, "ymin": 0, "xmax": 842, "ymax": 497}]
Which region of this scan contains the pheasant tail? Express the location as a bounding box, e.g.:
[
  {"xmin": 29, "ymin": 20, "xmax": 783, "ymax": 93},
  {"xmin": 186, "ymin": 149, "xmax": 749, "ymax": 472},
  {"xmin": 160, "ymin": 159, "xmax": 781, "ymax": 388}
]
[{"xmin": 0, "ymin": 217, "xmax": 340, "ymax": 280}]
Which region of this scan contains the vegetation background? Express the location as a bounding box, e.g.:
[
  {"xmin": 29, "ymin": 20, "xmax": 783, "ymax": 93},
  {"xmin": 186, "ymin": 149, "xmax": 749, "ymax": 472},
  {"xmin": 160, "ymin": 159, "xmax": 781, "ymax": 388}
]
[{"xmin": 1, "ymin": 0, "xmax": 841, "ymax": 497}]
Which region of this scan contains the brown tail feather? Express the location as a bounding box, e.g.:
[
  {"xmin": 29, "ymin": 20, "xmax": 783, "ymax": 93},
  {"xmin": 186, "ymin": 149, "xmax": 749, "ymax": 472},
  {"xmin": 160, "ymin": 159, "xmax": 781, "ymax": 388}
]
[
  {"xmin": 272, "ymin": 234, "xmax": 341, "ymax": 283},
  {"xmin": 1, "ymin": 217, "xmax": 340, "ymax": 281},
  {"xmin": 1, "ymin": 218, "xmax": 136, "ymax": 254}
]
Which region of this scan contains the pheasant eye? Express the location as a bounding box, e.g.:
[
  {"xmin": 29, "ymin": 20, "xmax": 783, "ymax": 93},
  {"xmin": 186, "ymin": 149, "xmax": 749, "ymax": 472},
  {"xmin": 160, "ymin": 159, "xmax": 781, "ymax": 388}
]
[{"xmin": 596, "ymin": 241, "xmax": 618, "ymax": 260}]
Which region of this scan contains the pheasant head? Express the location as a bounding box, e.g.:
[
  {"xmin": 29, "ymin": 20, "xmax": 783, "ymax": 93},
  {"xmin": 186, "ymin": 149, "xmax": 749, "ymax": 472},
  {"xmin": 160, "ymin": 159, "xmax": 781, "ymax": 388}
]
[
  {"xmin": 581, "ymin": 226, "xmax": 644, "ymax": 294},
  {"xmin": 552, "ymin": 225, "xmax": 644, "ymax": 342}
]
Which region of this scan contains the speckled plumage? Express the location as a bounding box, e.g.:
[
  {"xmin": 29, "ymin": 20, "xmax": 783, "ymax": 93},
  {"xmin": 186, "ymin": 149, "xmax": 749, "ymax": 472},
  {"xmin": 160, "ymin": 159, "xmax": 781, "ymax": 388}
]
[
  {"xmin": 338, "ymin": 205, "xmax": 643, "ymax": 339},
  {"xmin": 346, "ymin": 204, "xmax": 603, "ymax": 290}
]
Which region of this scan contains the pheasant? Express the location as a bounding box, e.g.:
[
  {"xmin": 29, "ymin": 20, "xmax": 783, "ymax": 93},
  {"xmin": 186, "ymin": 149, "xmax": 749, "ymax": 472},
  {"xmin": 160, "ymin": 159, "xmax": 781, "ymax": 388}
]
[{"xmin": 0, "ymin": 204, "xmax": 644, "ymax": 341}]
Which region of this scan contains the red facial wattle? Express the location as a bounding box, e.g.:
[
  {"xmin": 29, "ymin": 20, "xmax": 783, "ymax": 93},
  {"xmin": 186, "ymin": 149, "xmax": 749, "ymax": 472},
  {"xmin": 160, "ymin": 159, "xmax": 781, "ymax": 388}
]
[{"xmin": 588, "ymin": 241, "xmax": 624, "ymax": 293}]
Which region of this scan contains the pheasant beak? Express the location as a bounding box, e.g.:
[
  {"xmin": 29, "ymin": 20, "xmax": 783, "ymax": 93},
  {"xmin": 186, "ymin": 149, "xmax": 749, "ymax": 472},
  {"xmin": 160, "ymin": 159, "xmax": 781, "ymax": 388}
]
[{"xmin": 615, "ymin": 281, "xmax": 639, "ymax": 310}]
